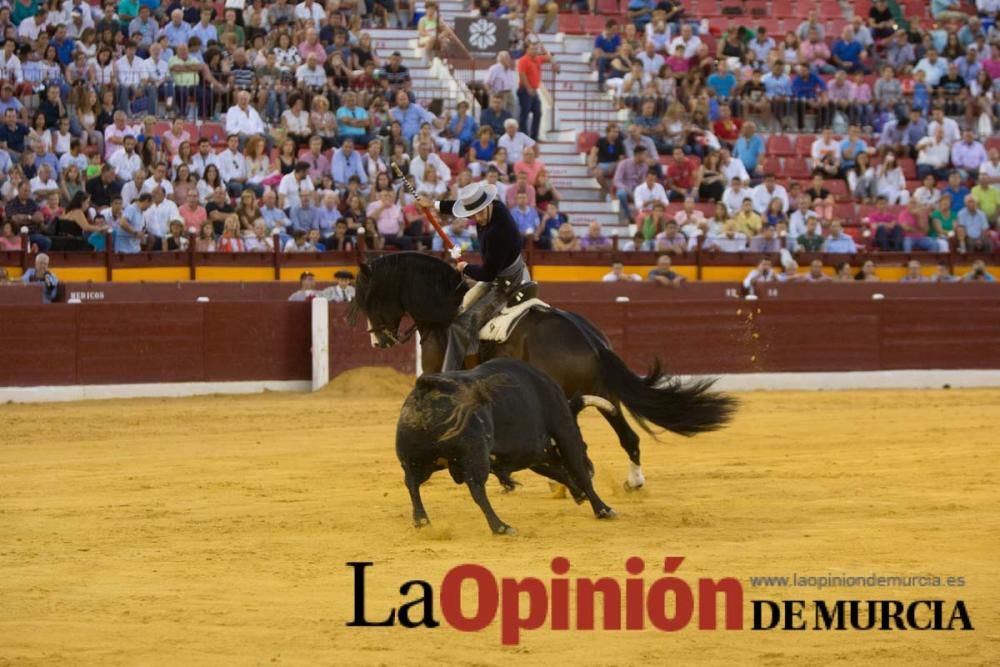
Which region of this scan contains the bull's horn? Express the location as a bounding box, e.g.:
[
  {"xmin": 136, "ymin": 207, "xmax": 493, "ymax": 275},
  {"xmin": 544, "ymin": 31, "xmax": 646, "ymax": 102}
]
[{"xmin": 580, "ymin": 395, "xmax": 617, "ymax": 415}]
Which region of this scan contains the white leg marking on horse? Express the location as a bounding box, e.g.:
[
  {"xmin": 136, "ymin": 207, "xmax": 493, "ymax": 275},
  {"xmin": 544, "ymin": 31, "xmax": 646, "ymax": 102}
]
[
  {"xmin": 366, "ymin": 318, "xmax": 378, "ymax": 348},
  {"xmin": 628, "ymin": 461, "xmax": 645, "ymax": 488}
]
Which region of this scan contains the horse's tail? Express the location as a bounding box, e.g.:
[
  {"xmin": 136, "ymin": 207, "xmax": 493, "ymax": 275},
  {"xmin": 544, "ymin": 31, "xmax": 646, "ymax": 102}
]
[{"xmin": 596, "ymin": 348, "xmax": 737, "ymax": 437}]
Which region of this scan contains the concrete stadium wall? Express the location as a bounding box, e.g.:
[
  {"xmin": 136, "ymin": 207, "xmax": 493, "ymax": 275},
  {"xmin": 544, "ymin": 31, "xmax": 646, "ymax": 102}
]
[{"xmin": 1, "ymin": 283, "xmax": 998, "ymax": 394}]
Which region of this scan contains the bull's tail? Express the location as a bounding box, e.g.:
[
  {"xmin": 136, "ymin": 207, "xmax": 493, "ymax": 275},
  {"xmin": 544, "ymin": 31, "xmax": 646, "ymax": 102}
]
[{"xmin": 596, "ymin": 348, "xmax": 737, "ymax": 437}]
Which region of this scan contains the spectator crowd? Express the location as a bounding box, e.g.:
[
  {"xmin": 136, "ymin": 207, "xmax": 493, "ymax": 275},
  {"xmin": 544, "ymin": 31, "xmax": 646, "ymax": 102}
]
[{"xmin": 585, "ymin": 0, "xmax": 1000, "ymax": 259}]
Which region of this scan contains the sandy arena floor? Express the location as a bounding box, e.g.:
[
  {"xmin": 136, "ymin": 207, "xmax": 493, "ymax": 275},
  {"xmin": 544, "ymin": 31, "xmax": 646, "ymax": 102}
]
[{"xmin": 1, "ymin": 371, "xmax": 997, "ymax": 666}]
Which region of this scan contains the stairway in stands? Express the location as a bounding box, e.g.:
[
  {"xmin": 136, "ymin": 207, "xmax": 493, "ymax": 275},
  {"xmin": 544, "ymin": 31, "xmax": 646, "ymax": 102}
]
[
  {"xmin": 429, "ymin": 0, "xmax": 623, "ymax": 234},
  {"xmin": 532, "ymin": 32, "xmax": 623, "ymax": 232}
]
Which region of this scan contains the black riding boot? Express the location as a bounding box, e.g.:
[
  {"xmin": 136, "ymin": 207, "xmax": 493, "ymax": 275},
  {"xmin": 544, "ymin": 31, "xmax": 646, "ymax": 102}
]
[{"xmin": 442, "ymin": 287, "xmax": 505, "ymax": 372}]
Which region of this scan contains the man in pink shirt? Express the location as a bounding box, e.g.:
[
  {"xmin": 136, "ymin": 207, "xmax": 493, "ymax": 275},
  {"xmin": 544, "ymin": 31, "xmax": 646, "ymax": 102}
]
[
  {"xmin": 298, "ymin": 29, "xmax": 327, "ymax": 63},
  {"xmin": 365, "ymin": 189, "xmax": 412, "ymax": 249},
  {"xmin": 103, "ymin": 111, "xmax": 138, "ymax": 160},
  {"xmin": 799, "ymin": 28, "xmax": 832, "ymax": 72},
  {"xmin": 513, "ymin": 145, "xmax": 545, "ymax": 186}
]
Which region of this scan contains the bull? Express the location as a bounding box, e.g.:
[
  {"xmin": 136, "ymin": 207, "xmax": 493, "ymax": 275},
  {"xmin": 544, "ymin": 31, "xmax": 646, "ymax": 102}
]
[{"xmin": 396, "ymin": 358, "xmax": 617, "ymax": 535}]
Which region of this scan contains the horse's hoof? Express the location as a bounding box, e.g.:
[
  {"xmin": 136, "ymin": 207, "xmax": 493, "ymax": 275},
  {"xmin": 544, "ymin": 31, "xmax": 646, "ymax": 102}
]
[
  {"xmin": 596, "ymin": 507, "xmax": 617, "ymax": 519},
  {"xmin": 624, "ymin": 480, "xmax": 644, "ymax": 492},
  {"xmin": 493, "ymin": 524, "xmax": 517, "ymax": 536},
  {"xmin": 414, "ymin": 517, "xmax": 430, "ymax": 528}
]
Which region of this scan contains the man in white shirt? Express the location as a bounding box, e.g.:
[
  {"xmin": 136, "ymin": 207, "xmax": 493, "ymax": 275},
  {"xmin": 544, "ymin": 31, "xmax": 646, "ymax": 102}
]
[
  {"xmin": 497, "ymin": 118, "xmax": 535, "ymax": 163},
  {"xmin": 485, "ymin": 51, "xmax": 518, "ymax": 115},
  {"xmin": 295, "ymin": 54, "xmax": 326, "ymax": 89},
  {"xmin": 145, "ymin": 43, "xmax": 171, "ymax": 116},
  {"xmin": 669, "ymin": 23, "xmax": 701, "ymax": 60},
  {"xmin": 278, "ymin": 161, "xmax": 315, "ymax": 211},
  {"xmin": 913, "ymin": 49, "xmax": 948, "ymax": 87},
  {"xmin": 704, "ymin": 221, "xmax": 748, "ymax": 252},
  {"xmin": 29, "ymin": 164, "xmax": 59, "ymax": 199},
  {"xmin": 978, "ymin": 148, "xmax": 1000, "ymax": 189},
  {"xmin": 190, "ymin": 137, "xmax": 219, "ymax": 179},
  {"xmin": 142, "ymin": 186, "xmax": 180, "ymax": 249},
  {"xmin": 751, "ymin": 174, "xmax": 789, "ymax": 214},
  {"xmin": 141, "ymin": 162, "xmax": 174, "ymax": 197},
  {"xmin": 928, "ymin": 107, "xmax": 961, "ymax": 146},
  {"xmin": 719, "ymin": 148, "xmax": 749, "ymax": 185},
  {"xmin": 217, "ymin": 134, "xmax": 249, "ymax": 196},
  {"xmin": 0, "ymin": 40, "xmax": 23, "ymax": 84},
  {"xmin": 633, "ymin": 170, "xmax": 668, "ymax": 211},
  {"xmin": 116, "ymin": 41, "xmax": 154, "ymax": 118},
  {"xmin": 109, "ymin": 135, "xmax": 143, "ymax": 181},
  {"xmin": 224, "ymin": 90, "xmax": 265, "ymax": 144},
  {"xmin": 17, "ymin": 7, "xmax": 48, "ymax": 41},
  {"xmin": 409, "ymin": 141, "xmax": 451, "ymax": 191},
  {"xmin": 637, "ymin": 41, "xmax": 665, "ymax": 78},
  {"xmin": 295, "ymin": 0, "xmax": 324, "ymax": 28},
  {"xmin": 721, "ymin": 178, "xmax": 750, "ymax": 215},
  {"xmin": 58, "ymin": 138, "xmax": 88, "ymax": 174},
  {"xmin": 809, "ymin": 128, "xmax": 842, "ymax": 176}
]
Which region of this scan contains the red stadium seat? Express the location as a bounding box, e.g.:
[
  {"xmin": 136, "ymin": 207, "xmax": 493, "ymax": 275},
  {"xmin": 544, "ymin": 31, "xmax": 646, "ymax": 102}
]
[
  {"xmin": 784, "ymin": 158, "xmax": 812, "ymax": 180},
  {"xmin": 581, "ymin": 15, "xmax": 608, "ymax": 35},
  {"xmin": 825, "ymin": 179, "xmax": 849, "ymax": 200},
  {"xmin": 985, "ymin": 137, "xmax": 1000, "ymax": 153},
  {"xmin": 201, "ymin": 122, "xmax": 225, "ymax": 146},
  {"xmin": 833, "ymin": 202, "xmax": 857, "ymax": 222},
  {"xmin": 576, "ymin": 131, "xmax": 599, "ymax": 154},
  {"xmin": 595, "ymin": 0, "xmax": 621, "ymax": 14},
  {"xmin": 153, "ymin": 121, "xmax": 170, "ymax": 137},
  {"xmin": 794, "ymin": 134, "xmax": 816, "ymax": 157},
  {"xmin": 767, "ymin": 135, "xmax": 794, "ymax": 157},
  {"xmin": 762, "ymin": 156, "xmax": 782, "ymax": 176},
  {"xmin": 558, "ymin": 14, "xmax": 583, "ymax": 35},
  {"xmin": 898, "ymin": 157, "xmax": 917, "ymax": 179},
  {"xmin": 771, "ymin": 0, "xmax": 796, "ymax": 17},
  {"xmin": 439, "ymin": 152, "xmax": 466, "ymax": 175}
]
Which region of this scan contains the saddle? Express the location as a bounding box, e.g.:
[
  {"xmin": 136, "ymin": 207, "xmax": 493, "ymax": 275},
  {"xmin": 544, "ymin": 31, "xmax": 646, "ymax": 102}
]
[{"xmin": 478, "ymin": 292, "xmax": 549, "ymax": 343}]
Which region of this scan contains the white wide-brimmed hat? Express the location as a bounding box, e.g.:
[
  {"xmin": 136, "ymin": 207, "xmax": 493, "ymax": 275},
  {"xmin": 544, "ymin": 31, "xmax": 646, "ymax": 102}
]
[{"xmin": 452, "ymin": 182, "xmax": 498, "ymax": 218}]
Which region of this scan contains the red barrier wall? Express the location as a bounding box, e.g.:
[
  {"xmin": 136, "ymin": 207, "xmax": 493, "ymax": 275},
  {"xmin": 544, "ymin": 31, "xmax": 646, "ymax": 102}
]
[{"xmin": 1, "ymin": 284, "xmax": 998, "ymax": 388}]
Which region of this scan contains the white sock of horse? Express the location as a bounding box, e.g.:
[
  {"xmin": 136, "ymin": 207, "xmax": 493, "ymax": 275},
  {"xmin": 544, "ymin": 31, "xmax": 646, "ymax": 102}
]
[{"xmin": 628, "ymin": 461, "xmax": 645, "ymax": 488}]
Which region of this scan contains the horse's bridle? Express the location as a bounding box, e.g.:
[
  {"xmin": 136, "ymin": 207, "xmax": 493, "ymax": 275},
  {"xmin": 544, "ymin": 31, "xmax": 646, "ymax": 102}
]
[{"xmin": 367, "ymin": 321, "xmax": 419, "ymax": 347}]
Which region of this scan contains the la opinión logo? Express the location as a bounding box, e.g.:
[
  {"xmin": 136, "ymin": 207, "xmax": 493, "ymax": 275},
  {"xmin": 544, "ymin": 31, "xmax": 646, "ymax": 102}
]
[{"xmin": 346, "ymin": 557, "xmax": 973, "ymax": 645}]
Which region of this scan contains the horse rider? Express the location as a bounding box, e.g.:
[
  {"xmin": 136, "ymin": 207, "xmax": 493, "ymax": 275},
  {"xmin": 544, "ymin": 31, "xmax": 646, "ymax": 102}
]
[{"xmin": 417, "ymin": 181, "xmax": 530, "ymax": 371}]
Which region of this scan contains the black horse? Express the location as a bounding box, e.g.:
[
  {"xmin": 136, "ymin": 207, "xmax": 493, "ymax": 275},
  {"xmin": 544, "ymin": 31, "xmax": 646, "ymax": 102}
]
[{"xmin": 350, "ymin": 252, "xmax": 736, "ymax": 490}]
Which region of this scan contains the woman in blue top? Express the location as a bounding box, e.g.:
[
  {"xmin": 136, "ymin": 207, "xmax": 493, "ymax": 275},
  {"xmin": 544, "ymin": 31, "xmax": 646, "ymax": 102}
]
[{"xmin": 466, "ymin": 126, "xmax": 497, "ymax": 178}]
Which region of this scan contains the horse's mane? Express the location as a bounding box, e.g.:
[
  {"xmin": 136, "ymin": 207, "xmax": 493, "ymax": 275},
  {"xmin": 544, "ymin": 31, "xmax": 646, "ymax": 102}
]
[{"xmin": 351, "ymin": 252, "xmax": 466, "ymax": 326}]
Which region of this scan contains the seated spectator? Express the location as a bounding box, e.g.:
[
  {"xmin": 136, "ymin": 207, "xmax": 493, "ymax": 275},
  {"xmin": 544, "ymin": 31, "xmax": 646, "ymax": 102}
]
[
  {"xmin": 648, "ymin": 254, "xmax": 686, "ymax": 287},
  {"xmin": 513, "ymin": 146, "xmax": 545, "ymax": 186},
  {"xmin": 951, "ymin": 130, "xmax": 988, "ymax": 180},
  {"xmin": 898, "ymin": 200, "xmax": 936, "ymax": 252},
  {"xmin": 796, "ymin": 217, "xmax": 825, "ymax": 253},
  {"xmin": 551, "ymin": 222, "xmax": 581, "ymax": 251},
  {"xmin": 20, "ymin": 252, "xmax": 59, "ymax": 303},
  {"xmin": 588, "ymin": 123, "xmax": 625, "ymax": 194},
  {"xmin": 366, "ymin": 189, "xmax": 411, "ymax": 250},
  {"xmin": 721, "ymin": 178, "xmax": 751, "ymax": 216},
  {"xmin": 856, "ymin": 260, "xmax": 881, "ymax": 282},
  {"xmin": 942, "ymin": 171, "xmax": 971, "ymax": 215},
  {"xmin": 866, "ymin": 196, "xmax": 902, "ymax": 251},
  {"xmin": 810, "ymin": 129, "xmax": 842, "ymax": 178},
  {"xmin": 602, "ymin": 258, "xmax": 642, "ymax": 282},
  {"xmin": 581, "ymin": 221, "xmax": 612, "ymax": 251},
  {"xmin": 288, "ymin": 272, "xmax": 318, "ymax": 301},
  {"xmin": 410, "ymin": 141, "xmax": 450, "ymax": 194},
  {"xmin": 497, "ymin": 118, "xmax": 535, "ymax": 164},
  {"xmin": 803, "ymin": 259, "xmax": 832, "ymax": 282},
  {"xmin": 957, "ymin": 195, "xmax": 993, "ymax": 252},
  {"xmin": 742, "ymin": 258, "xmax": 777, "ymax": 291},
  {"xmin": 899, "ymin": 259, "xmax": 927, "ymax": 283},
  {"xmin": 822, "ymin": 221, "xmax": 858, "ymax": 254},
  {"xmin": 932, "ymin": 263, "xmax": 958, "ymax": 282},
  {"xmin": 479, "ymin": 95, "xmax": 513, "ymax": 138},
  {"xmin": 431, "ymin": 218, "xmax": 476, "ymax": 252},
  {"xmin": 751, "ymin": 174, "xmax": 789, "ymax": 215},
  {"xmin": 468, "ymin": 126, "xmax": 497, "ymax": 178},
  {"xmin": 732, "ymin": 198, "xmax": 763, "ymax": 237},
  {"xmin": 613, "ymin": 145, "xmax": 651, "ymax": 222},
  {"xmin": 962, "ymin": 259, "xmax": 996, "ymax": 282},
  {"xmin": 633, "ymin": 170, "xmax": 668, "ymax": 212},
  {"xmin": 971, "ymin": 179, "xmax": 1000, "ymax": 221},
  {"xmin": 665, "ymin": 147, "xmax": 699, "ymax": 202},
  {"xmin": 749, "ymin": 225, "xmax": 781, "ymax": 253},
  {"xmin": 504, "ymin": 170, "xmax": 537, "ymax": 209},
  {"xmin": 732, "ymin": 122, "xmax": 765, "ymax": 177},
  {"xmin": 510, "ymin": 192, "xmax": 540, "ymax": 240},
  {"xmin": 654, "ymin": 219, "xmax": 687, "ymax": 255},
  {"xmin": 832, "ymin": 262, "xmax": 854, "ymax": 282},
  {"xmin": 917, "ymin": 125, "xmax": 951, "ymax": 180},
  {"xmin": 704, "ymin": 221, "xmax": 748, "ymax": 252}
]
